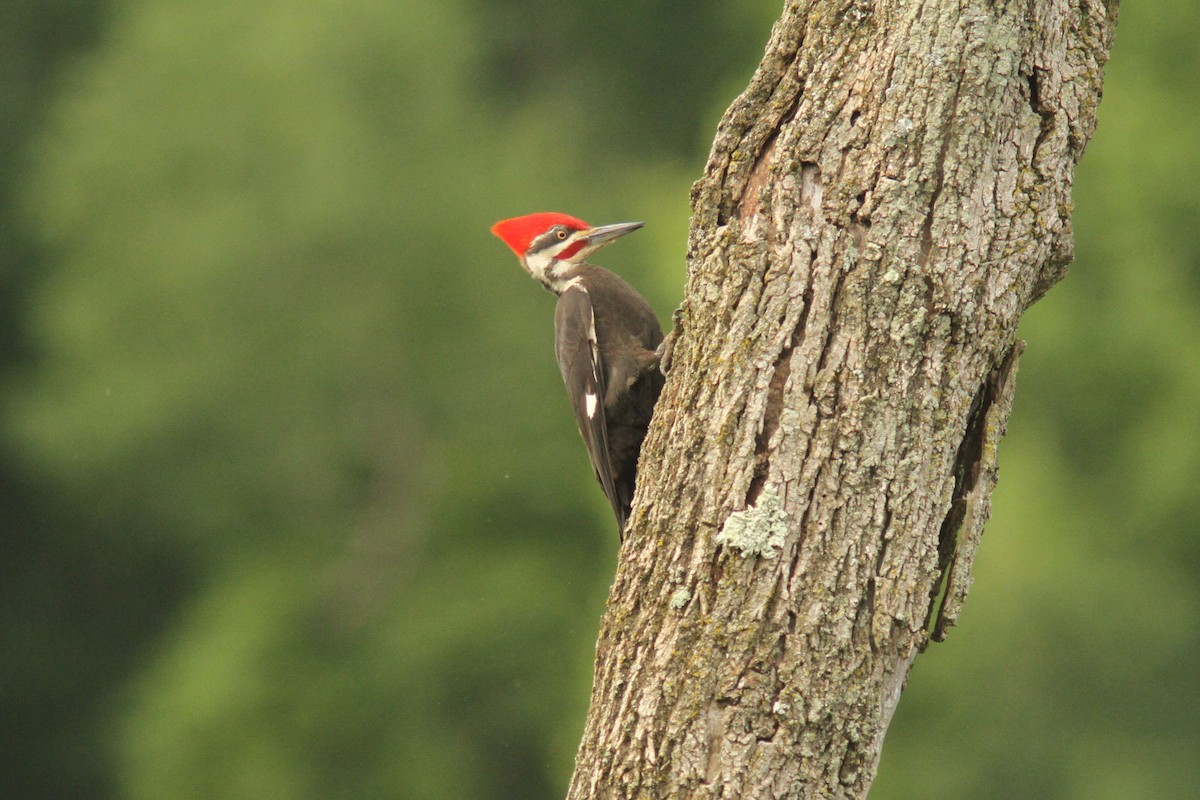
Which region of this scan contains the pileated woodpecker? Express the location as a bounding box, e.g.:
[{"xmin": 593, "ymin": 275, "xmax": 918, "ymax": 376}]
[{"xmin": 491, "ymin": 212, "xmax": 664, "ymax": 536}]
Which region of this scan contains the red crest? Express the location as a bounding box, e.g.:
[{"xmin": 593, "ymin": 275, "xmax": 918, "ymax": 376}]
[{"xmin": 490, "ymin": 212, "xmax": 589, "ymax": 257}]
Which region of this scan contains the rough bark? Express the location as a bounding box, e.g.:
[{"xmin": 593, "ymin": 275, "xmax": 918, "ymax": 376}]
[{"xmin": 567, "ymin": 1, "xmax": 1118, "ymax": 798}]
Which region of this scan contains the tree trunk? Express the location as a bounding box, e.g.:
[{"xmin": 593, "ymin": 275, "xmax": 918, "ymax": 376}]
[{"xmin": 567, "ymin": 0, "xmax": 1119, "ymax": 797}]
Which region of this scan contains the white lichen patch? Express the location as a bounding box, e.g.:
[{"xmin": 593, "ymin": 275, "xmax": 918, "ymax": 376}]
[
  {"xmin": 669, "ymin": 588, "xmax": 692, "ymax": 609},
  {"xmin": 716, "ymin": 487, "xmax": 789, "ymax": 559}
]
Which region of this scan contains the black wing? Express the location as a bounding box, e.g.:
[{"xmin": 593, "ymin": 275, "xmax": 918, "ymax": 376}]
[{"xmin": 554, "ymin": 286, "xmax": 625, "ymax": 531}]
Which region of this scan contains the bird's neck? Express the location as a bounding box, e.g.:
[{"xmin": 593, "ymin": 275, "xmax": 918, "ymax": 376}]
[{"xmin": 531, "ymin": 257, "xmax": 590, "ymax": 295}]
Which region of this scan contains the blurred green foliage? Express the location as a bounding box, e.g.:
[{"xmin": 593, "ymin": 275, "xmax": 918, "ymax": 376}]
[{"xmin": 0, "ymin": 1, "xmax": 1194, "ymax": 798}]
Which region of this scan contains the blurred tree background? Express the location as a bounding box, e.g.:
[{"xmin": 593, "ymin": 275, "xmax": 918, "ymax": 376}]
[{"xmin": 0, "ymin": 1, "xmax": 1192, "ymax": 798}]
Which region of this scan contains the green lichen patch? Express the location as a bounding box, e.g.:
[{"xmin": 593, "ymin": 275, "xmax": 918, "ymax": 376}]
[
  {"xmin": 669, "ymin": 588, "xmax": 693, "ymax": 609},
  {"xmin": 716, "ymin": 487, "xmax": 790, "ymax": 559}
]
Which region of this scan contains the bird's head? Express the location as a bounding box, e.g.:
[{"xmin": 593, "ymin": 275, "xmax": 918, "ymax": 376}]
[{"xmin": 491, "ymin": 212, "xmax": 644, "ymax": 291}]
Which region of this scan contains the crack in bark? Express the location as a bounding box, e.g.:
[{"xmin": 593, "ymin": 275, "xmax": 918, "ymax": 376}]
[
  {"xmin": 927, "ymin": 342, "xmax": 1023, "ymax": 641},
  {"xmin": 738, "ymin": 131, "xmax": 780, "ymax": 223},
  {"xmin": 866, "ymin": 494, "xmax": 894, "ymax": 652},
  {"xmin": 706, "ymin": 13, "xmax": 808, "ymax": 227},
  {"xmin": 918, "ymin": 69, "xmax": 967, "ymax": 270},
  {"xmin": 925, "ymin": 381, "xmax": 988, "ymax": 633},
  {"xmin": 1027, "ymin": 66, "xmax": 1056, "ymax": 162},
  {"xmin": 814, "ymin": 269, "xmax": 848, "ymax": 379},
  {"xmin": 749, "ymin": 330, "xmax": 798, "ymax": 506},
  {"xmin": 800, "ymin": 162, "xmax": 824, "ymax": 215}
]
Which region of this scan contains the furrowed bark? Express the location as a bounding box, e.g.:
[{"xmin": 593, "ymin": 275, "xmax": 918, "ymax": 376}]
[{"xmin": 568, "ymin": 1, "xmax": 1118, "ymax": 797}]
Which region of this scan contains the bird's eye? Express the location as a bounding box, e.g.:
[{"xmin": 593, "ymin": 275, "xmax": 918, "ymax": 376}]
[{"xmin": 556, "ymin": 229, "xmax": 568, "ymax": 240}]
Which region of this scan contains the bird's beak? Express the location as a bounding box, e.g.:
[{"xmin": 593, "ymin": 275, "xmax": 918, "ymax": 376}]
[
  {"xmin": 576, "ymin": 221, "xmax": 644, "ymax": 260},
  {"xmin": 585, "ymin": 221, "xmax": 644, "ymax": 244}
]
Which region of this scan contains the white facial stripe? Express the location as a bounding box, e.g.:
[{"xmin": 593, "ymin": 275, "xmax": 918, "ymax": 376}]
[{"xmin": 523, "ymin": 250, "xmax": 554, "ymax": 284}]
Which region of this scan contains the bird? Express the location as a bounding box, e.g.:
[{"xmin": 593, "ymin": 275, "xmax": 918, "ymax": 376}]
[{"xmin": 491, "ymin": 212, "xmax": 665, "ymax": 537}]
